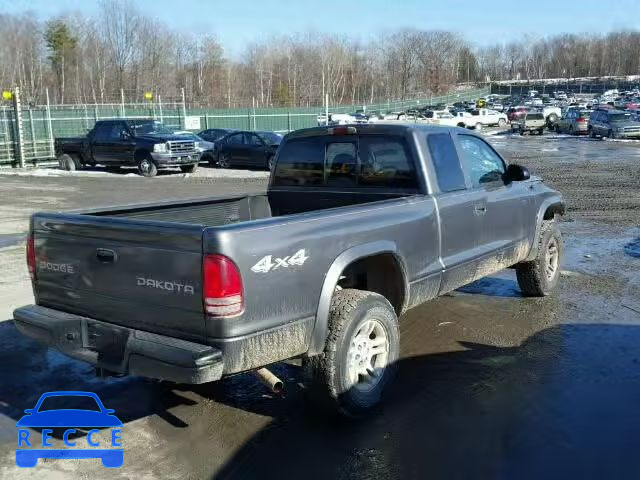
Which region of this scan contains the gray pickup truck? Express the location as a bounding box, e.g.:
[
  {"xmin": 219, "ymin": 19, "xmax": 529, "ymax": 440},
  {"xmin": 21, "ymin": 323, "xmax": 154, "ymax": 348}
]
[{"xmin": 14, "ymin": 124, "xmax": 565, "ymax": 417}]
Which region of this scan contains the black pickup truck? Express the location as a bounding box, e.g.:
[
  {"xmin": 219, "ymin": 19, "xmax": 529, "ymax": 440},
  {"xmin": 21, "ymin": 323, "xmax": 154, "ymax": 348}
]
[
  {"xmin": 15, "ymin": 124, "xmax": 565, "ymax": 417},
  {"xmin": 55, "ymin": 119, "xmax": 200, "ymax": 177}
]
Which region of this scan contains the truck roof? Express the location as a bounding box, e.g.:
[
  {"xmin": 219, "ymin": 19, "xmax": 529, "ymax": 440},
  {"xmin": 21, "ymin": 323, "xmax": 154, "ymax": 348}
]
[{"xmin": 285, "ymin": 123, "xmax": 470, "ymax": 139}]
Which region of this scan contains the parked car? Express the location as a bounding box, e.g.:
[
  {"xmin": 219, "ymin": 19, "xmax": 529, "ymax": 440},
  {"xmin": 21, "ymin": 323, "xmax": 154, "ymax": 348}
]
[
  {"xmin": 55, "ymin": 119, "xmax": 199, "ymax": 177},
  {"xmin": 14, "ymin": 124, "xmax": 565, "ymax": 417},
  {"xmin": 588, "ymin": 109, "xmax": 640, "ymax": 139},
  {"xmin": 199, "ymin": 128, "xmax": 237, "ymax": 143},
  {"xmin": 328, "ymin": 113, "xmax": 355, "ymax": 125},
  {"xmin": 517, "ymin": 112, "xmax": 546, "ymax": 135},
  {"xmin": 469, "ymin": 108, "xmax": 508, "ymax": 129},
  {"xmin": 216, "ymin": 130, "xmax": 282, "ymax": 170},
  {"xmin": 173, "ymin": 131, "xmax": 216, "ymax": 165},
  {"xmin": 453, "ymin": 111, "xmax": 475, "ymax": 128},
  {"xmin": 430, "ymin": 111, "xmax": 459, "ymax": 127},
  {"xmin": 507, "ymin": 106, "xmax": 529, "ymax": 123},
  {"xmin": 554, "ymin": 109, "xmax": 591, "ymax": 135}
]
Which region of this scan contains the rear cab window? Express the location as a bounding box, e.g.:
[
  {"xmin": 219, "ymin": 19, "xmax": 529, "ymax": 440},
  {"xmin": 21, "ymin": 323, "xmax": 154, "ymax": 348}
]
[
  {"xmin": 272, "ymin": 134, "xmax": 418, "ymax": 190},
  {"xmin": 426, "ymin": 133, "xmax": 466, "ymax": 193}
]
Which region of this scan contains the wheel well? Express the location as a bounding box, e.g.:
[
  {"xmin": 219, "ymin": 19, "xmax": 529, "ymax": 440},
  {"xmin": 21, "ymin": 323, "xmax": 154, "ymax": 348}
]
[
  {"xmin": 134, "ymin": 149, "xmax": 152, "ymax": 162},
  {"xmin": 543, "ymin": 202, "xmax": 565, "ymax": 220},
  {"xmin": 338, "ymin": 253, "xmax": 406, "ymax": 315}
]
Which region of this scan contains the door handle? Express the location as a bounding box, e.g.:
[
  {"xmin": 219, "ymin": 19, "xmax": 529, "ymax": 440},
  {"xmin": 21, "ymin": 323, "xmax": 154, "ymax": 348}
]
[
  {"xmin": 473, "ymin": 205, "xmax": 487, "ymax": 215},
  {"xmin": 96, "ymin": 248, "xmax": 117, "ymax": 263}
]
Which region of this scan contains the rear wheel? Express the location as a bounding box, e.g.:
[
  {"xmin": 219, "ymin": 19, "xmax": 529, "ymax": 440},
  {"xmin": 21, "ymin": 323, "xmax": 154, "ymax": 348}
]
[
  {"xmin": 137, "ymin": 154, "xmax": 158, "ymax": 177},
  {"xmin": 57, "ymin": 153, "xmax": 80, "ymax": 171},
  {"xmin": 538, "ymin": 128, "xmax": 544, "ymax": 135},
  {"xmin": 498, "ymin": 118, "xmax": 506, "ymax": 127},
  {"xmin": 303, "ymin": 289, "xmax": 399, "ymax": 418},
  {"xmin": 589, "ymin": 127, "xmax": 596, "ymax": 138}
]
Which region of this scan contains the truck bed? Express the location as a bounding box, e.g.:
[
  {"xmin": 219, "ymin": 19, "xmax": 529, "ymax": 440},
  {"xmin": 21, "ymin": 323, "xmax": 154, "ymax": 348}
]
[{"xmin": 84, "ymin": 191, "xmax": 412, "ymax": 227}]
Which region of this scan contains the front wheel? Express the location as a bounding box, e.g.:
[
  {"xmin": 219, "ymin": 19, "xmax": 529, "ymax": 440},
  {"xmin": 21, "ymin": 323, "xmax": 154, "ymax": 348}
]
[
  {"xmin": 516, "ymin": 221, "xmax": 563, "ymax": 296},
  {"xmin": 218, "ymin": 152, "xmax": 231, "ymax": 168},
  {"xmin": 303, "ymin": 289, "xmax": 400, "ymax": 418},
  {"xmin": 498, "ymin": 118, "xmax": 506, "ymax": 127},
  {"xmin": 180, "ymin": 163, "xmax": 198, "ymax": 174},
  {"xmin": 137, "ymin": 154, "xmax": 158, "ymax": 177}
]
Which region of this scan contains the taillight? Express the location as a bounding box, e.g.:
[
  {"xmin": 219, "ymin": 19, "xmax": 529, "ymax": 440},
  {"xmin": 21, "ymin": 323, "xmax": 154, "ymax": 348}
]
[
  {"xmin": 203, "ymin": 254, "xmax": 243, "ymax": 317},
  {"xmin": 328, "ymin": 126, "xmax": 357, "ymax": 135},
  {"xmin": 577, "ymin": 118, "xmax": 586, "ymax": 123},
  {"xmin": 26, "ymin": 233, "xmax": 36, "ymax": 282}
]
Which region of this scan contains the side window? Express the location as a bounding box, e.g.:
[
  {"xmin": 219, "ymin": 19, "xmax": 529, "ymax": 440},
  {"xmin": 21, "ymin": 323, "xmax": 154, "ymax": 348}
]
[
  {"xmin": 227, "ymin": 133, "xmax": 244, "ymax": 145},
  {"xmin": 272, "ymin": 137, "xmax": 324, "ymax": 186},
  {"xmin": 457, "ymin": 135, "xmax": 506, "ymax": 187},
  {"xmin": 93, "ymin": 123, "xmax": 113, "ymax": 142},
  {"xmin": 358, "ymin": 136, "xmax": 417, "ymax": 189},
  {"xmin": 108, "ymin": 122, "xmax": 126, "ymax": 141},
  {"xmin": 427, "ymin": 133, "xmax": 466, "ymax": 193},
  {"xmin": 326, "ymin": 142, "xmax": 357, "ymax": 187},
  {"xmin": 245, "ymin": 133, "xmax": 263, "ymax": 146}
]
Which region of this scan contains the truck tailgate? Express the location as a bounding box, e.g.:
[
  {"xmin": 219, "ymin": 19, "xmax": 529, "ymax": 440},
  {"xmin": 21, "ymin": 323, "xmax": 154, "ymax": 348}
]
[{"xmin": 32, "ymin": 213, "xmax": 205, "ymax": 342}]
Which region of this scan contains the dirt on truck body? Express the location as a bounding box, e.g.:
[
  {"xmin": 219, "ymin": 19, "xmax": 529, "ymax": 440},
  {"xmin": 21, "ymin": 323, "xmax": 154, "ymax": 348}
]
[{"xmin": 14, "ymin": 124, "xmax": 564, "ymax": 417}]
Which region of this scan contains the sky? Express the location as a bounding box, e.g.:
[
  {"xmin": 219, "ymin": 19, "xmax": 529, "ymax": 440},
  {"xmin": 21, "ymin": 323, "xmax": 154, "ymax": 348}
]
[{"xmin": 4, "ymin": 0, "xmax": 640, "ymax": 57}]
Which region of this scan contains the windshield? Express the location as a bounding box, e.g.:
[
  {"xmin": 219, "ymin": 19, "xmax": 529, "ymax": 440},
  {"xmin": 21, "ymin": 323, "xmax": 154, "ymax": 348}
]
[
  {"xmin": 128, "ymin": 120, "xmax": 174, "ymax": 135},
  {"xmin": 257, "ymin": 132, "xmax": 282, "ymax": 145},
  {"xmin": 609, "ymin": 113, "xmax": 633, "ymax": 124}
]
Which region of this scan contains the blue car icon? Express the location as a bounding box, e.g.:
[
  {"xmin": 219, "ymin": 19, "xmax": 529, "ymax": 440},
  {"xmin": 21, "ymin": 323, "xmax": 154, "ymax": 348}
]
[{"xmin": 16, "ymin": 391, "xmax": 123, "ymax": 468}]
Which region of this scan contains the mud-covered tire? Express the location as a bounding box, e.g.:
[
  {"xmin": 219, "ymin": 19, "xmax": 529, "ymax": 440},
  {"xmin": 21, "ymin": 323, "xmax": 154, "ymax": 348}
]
[
  {"xmin": 516, "ymin": 221, "xmax": 563, "ymax": 297},
  {"xmin": 58, "ymin": 153, "xmax": 79, "ymax": 171},
  {"xmin": 137, "ymin": 154, "xmax": 158, "ymax": 177},
  {"xmin": 303, "ymin": 289, "xmax": 400, "ymax": 418},
  {"xmin": 180, "ymin": 163, "xmax": 198, "ymax": 174}
]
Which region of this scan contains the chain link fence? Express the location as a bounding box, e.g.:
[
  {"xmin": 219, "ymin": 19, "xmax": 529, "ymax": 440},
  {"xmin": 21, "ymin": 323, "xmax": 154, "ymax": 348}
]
[{"xmin": 0, "ymin": 87, "xmax": 489, "ymax": 168}]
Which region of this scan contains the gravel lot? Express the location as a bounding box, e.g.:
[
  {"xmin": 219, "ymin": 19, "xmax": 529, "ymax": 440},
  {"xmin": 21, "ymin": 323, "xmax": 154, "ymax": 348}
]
[{"xmin": 0, "ymin": 134, "xmax": 639, "ymax": 479}]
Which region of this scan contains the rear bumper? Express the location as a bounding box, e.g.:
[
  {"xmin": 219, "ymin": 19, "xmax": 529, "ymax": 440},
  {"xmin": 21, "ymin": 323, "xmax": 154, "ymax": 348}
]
[{"xmin": 13, "ymin": 305, "xmax": 223, "ymax": 384}]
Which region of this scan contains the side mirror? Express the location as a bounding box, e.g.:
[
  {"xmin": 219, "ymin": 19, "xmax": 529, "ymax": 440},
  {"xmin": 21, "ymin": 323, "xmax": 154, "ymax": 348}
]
[{"xmin": 506, "ymin": 164, "xmax": 530, "ymax": 182}]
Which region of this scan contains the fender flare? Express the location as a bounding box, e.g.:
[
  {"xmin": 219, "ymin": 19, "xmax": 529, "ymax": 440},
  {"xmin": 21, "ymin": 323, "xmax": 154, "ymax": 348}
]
[
  {"xmin": 525, "ymin": 196, "xmax": 565, "ymax": 261},
  {"xmin": 307, "ymin": 241, "xmax": 409, "ymax": 356}
]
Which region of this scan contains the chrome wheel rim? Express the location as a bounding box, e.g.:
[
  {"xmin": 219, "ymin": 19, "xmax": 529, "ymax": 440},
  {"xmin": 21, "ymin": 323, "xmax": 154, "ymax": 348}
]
[
  {"xmin": 140, "ymin": 159, "xmax": 152, "ymax": 174},
  {"xmin": 219, "ymin": 154, "xmax": 229, "ymax": 168},
  {"xmin": 546, "ymin": 237, "xmax": 560, "ymax": 280},
  {"xmin": 346, "ymin": 318, "xmax": 389, "ymax": 392}
]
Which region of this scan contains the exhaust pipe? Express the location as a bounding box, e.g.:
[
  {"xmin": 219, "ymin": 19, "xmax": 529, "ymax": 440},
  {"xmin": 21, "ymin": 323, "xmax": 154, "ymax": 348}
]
[{"xmin": 252, "ymin": 367, "xmax": 284, "ymax": 394}]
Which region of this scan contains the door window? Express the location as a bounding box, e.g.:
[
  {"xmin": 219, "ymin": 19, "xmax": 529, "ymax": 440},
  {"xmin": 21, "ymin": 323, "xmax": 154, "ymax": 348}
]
[
  {"xmin": 226, "ymin": 133, "xmax": 244, "ymax": 145},
  {"xmin": 245, "ymin": 133, "xmax": 264, "ymax": 146},
  {"xmin": 93, "ymin": 124, "xmax": 113, "ymax": 142},
  {"xmin": 457, "ymin": 135, "xmax": 506, "ymax": 187}
]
